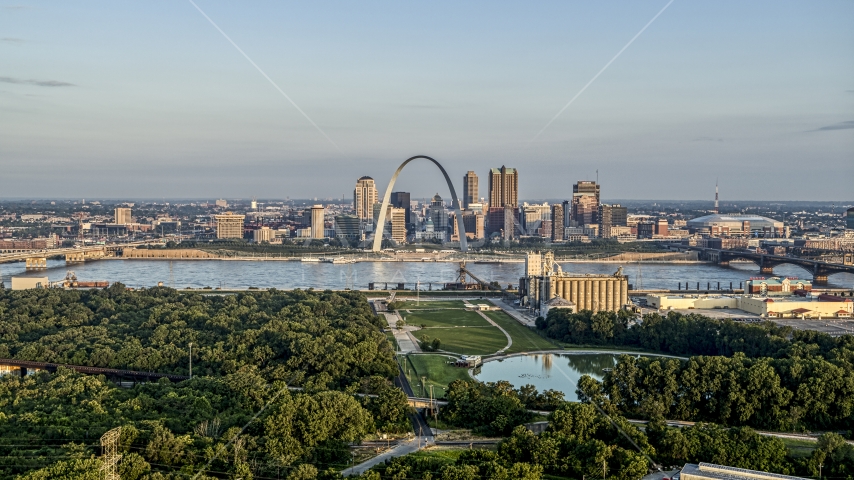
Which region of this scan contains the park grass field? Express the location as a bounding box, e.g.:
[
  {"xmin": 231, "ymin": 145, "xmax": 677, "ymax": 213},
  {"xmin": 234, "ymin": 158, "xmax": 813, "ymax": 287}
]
[
  {"xmin": 397, "ymin": 300, "xmax": 469, "ymax": 310},
  {"xmin": 780, "ymin": 437, "xmax": 817, "ymax": 458},
  {"xmin": 483, "ymin": 310, "xmax": 556, "ymax": 354},
  {"xmin": 399, "ymin": 308, "xmax": 491, "ymax": 328},
  {"xmin": 404, "ymin": 354, "xmax": 474, "ymax": 399},
  {"xmin": 397, "ymin": 299, "xmax": 558, "ymax": 355},
  {"xmin": 411, "ymin": 324, "xmax": 508, "ymax": 355}
]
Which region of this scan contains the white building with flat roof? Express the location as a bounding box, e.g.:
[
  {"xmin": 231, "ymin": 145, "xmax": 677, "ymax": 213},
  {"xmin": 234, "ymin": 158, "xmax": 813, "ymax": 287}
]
[
  {"xmin": 648, "ymin": 293, "xmax": 853, "ymax": 319},
  {"xmin": 681, "ymin": 463, "xmax": 808, "ymax": 480}
]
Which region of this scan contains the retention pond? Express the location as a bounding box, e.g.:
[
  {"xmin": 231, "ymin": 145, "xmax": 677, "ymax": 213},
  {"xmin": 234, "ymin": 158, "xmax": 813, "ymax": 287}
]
[{"xmin": 473, "ymin": 351, "xmax": 684, "ymax": 402}]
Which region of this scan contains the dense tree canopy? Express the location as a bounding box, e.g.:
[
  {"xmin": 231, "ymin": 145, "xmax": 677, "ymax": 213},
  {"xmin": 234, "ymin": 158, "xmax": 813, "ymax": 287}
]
[
  {"xmin": 0, "ymin": 286, "xmax": 397, "ymax": 386},
  {"xmin": 440, "ymin": 380, "xmax": 565, "ymax": 436},
  {"xmin": 0, "ymin": 288, "xmax": 409, "ymax": 478},
  {"xmin": 540, "ymin": 309, "xmax": 854, "ymax": 431}
]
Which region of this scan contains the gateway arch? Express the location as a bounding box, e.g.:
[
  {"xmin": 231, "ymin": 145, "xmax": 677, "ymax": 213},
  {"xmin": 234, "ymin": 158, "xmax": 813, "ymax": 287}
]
[{"xmin": 372, "ymin": 155, "xmax": 468, "ymax": 252}]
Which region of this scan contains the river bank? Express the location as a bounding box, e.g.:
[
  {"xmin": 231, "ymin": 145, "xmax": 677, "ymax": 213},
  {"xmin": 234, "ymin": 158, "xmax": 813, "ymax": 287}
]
[
  {"xmin": 107, "ymin": 248, "xmax": 707, "ymax": 264},
  {"xmin": 5, "ymin": 258, "xmax": 851, "ymax": 290}
]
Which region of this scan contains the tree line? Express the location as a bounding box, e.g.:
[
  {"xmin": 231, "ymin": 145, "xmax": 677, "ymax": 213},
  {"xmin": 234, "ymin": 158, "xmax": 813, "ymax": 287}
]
[
  {"xmin": 0, "ymin": 287, "xmax": 411, "ymax": 479},
  {"xmin": 536, "ymin": 309, "xmax": 854, "ymax": 432},
  {"xmin": 414, "ymin": 381, "xmax": 854, "ymax": 479}
]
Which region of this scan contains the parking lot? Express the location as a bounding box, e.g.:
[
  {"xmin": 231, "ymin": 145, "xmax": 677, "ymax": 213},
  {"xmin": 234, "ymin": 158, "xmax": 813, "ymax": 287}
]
[
  {"xmin": 652, "ymin": 308, "xmax": 854, "ymax": 336},
  {"xmin": 771, "ymin": 318, "xmax": 854, "ymax": 336}
]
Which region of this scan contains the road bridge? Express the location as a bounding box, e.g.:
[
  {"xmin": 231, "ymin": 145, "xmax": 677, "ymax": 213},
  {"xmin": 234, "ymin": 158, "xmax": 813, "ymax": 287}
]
[
  {"xmin": 686, "ymin": 247, "xmax": 854, "ymax": 285},
  {"xmin": 0, "ymin": 358, "xmax": 189, "ymax": 382},
  {"xmin": 0, "ymin": 241, "xmax": 154, "ymax": 268},
  {"xmin": 0, "ymin": 245, "xmax": 108, "ymax": 268}
]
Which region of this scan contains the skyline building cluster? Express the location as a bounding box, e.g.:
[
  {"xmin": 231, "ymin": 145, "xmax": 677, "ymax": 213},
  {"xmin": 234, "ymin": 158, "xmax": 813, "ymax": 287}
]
[{"xmin": 343, "ymin": 167, "xmax": 683, "ymax": 246}]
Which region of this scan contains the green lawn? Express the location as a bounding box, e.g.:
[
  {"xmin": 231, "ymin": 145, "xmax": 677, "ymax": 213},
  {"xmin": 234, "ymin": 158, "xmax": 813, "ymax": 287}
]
[
  {"xmin": 404, "ymin": 354, "xmax": 474, "ymax": 399},
  {"xmin": 398, "ymin": 301, "xmax": 555, "ymax": 355},
  {"xmin": 400, "ymin": 308, "xmax": 491, "ymax": 328},
  {"xmin": 411, "ymin": 325, "xmax": 509, "ymax": 355},
  {"xmin": 781, "ymin": 437, "xmax": 817, "ymax": 458},
  {"xmin": 397, "ymin": 300, "xmax": 469, "ymax": 310},
  {"xmin": 483, "ymin": 310, "xmax": 557, "ymax": 354}
]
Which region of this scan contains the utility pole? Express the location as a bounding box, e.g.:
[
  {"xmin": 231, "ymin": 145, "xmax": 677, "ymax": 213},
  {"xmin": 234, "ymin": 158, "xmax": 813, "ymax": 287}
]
[
  {"xmin": 429, "ymin": 385, "xmax": 436, "ymax": 421},
  {"xmin": 189, "ymin": 343, "xmax": 193, "ymax": 379}
]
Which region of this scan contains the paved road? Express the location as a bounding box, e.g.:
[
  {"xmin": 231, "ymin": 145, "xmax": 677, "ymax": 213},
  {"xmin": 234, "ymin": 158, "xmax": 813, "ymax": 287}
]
[
  {"xmin": 343, "ymin": 363, "xmax": 434, "ymax": 477},
  {"xmin": 340, "ymin": 437, "xmax": 424, "ymax": 476},
  {"xmin": 491, "ymin": 298, "xmax": 537, "ymax": 327}
]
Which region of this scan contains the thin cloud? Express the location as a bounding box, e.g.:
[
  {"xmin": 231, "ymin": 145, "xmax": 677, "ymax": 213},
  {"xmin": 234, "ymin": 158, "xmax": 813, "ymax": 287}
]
[
  {"xmin": 2, "ymin": 37, "xmax": 24, "ymax": 43},
  {"xmin": 813, "ymin": 121, "xmax": 854, "ymax": 132},
  {"xmin": 693, "ymin": 136, "xmax": 724, "ymax": 142},
  {"xmin": 0, "ymin": 76, "xmax": 75, "ymax": 87},
  {"xmin": 4, "ymin": 5, "xmax": 30, "ymax": 9}
]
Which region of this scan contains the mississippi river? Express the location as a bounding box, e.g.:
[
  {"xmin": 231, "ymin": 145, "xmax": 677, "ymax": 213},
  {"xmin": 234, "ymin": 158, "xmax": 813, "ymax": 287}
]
[{"xmin": 2, "ymin": 258, "xmax": 851, "ymax": 290}]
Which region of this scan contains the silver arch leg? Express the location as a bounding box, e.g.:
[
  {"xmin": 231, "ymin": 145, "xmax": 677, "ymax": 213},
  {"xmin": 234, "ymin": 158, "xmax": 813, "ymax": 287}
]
[{"xmin": 372, "ymin": 155, "xmax": 468, "ymax": 252}]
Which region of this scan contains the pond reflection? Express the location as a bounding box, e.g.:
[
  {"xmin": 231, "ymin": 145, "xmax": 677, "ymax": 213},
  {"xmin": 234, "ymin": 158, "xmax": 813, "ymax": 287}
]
[{"xmin": 474, "ymin": 352, "xmax": 655, "ymax": 402}]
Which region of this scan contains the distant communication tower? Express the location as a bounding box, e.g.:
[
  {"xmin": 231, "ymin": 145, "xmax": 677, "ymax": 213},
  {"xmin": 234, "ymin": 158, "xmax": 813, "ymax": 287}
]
[
  {"xmin": 100, "ymin": 427, "xmax": 122, "ymax": 480},
  {"xmin": 714, "ymin": 179, "xmax": 719, "ymax": 214}
]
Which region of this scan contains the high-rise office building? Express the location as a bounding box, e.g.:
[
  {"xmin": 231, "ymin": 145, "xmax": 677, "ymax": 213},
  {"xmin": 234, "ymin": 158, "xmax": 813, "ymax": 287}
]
[
  {"xmin": 561, "ymin": 200, "xmax": 571, "ymax": 228},
  {"xmin": 462, "ymin": 211, "xmax": 485, "ymax": 240},
  {"xmin": 488, "ymin": 166, "xmax": 518, "ymax": 208},
  {"xmin": 503, "ymin": 206, "xmax": 518, "ymax": 241},
  {"xmin": 354, "ymin": 176, "xmax": 378, "ymax": 220},
  {"xmin": 429, "ymin": 194, "xmax": 449, "ymax": 233},
  {"xmin": 311, "ymin": 205, "xmax": 325, "ymax": 239},
  {"xmin": 572, "ymin": 194, "xmax": 599, "ymax": 226},
  {"xmin": 463, "ymin": 171, "xmax": 479, "ymax": 209},
  {"xmin": 847, "ymin": 207, "xmax": 854, "ymax": 230},
  {"xmin": 551, "ymin": 204, "xmax": 564, "ymax": 242},
  {"xmin": 390, "ymin": 207, "xmax": 407, "ymax": 244},
  {"xmin": 334, "ymin": 215, "xmax": 361, "ymax": 241},
  {"xmin": 215, "ymin": 213, "xmax": 245, "ymax": 239},
  {"xmin": 573, "ymin": 181, "xmax": 600, "ymax": 204},
  {"xmin": 114, "ymin": 207, "xmax": 132, "ymax": 225},
  {"xmin": 599, "ymin": 204, "xmax": 628, "ymax": 238},
  {"xmin": 390, "ymin": 192, "xmax": 411, "ymax": 230},
  {"xmin": 570, "ymin": 181, "xmax": 600, "ymax": 226}
]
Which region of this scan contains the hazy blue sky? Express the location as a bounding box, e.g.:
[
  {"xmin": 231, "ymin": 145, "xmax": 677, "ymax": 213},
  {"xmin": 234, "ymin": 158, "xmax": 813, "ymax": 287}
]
[{"xmin": 2, "ymin": 1, "xmax": 852, "ymax": 201}]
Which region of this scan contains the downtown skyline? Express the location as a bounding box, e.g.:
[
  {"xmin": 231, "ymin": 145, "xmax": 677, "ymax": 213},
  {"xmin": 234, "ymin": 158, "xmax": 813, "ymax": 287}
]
[{"xmin": 1, "ymin": 0, "xmax": 852, "ymax": 200}]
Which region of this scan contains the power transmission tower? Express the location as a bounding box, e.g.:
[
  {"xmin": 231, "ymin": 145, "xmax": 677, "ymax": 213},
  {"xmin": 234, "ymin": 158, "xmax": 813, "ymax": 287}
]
[{"xmin": 100, "ymin": 427, "xmax": 122, "ymax": 480}]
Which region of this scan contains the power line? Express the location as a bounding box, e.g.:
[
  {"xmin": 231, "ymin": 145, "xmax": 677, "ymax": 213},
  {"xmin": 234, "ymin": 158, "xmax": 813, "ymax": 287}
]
[
  {"xmin": 531, "ymin": 0, "xmax": 678, "ymax": 142},
  {"xmin": 186, "ymin": 0, "xmax": 344, "ymax": 155}
]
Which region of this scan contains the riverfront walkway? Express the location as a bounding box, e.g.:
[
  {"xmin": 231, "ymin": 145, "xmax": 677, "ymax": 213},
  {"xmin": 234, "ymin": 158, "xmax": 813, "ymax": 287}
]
[{"xmin": 474, "ymin": 310, "xmax": 512, "ymax": 354}]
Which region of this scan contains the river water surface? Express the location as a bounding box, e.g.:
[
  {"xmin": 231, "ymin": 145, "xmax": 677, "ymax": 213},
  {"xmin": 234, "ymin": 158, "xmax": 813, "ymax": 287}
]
[{"xmin": 1, "ymin": 259, "xmax": 851, "ymax": 290}]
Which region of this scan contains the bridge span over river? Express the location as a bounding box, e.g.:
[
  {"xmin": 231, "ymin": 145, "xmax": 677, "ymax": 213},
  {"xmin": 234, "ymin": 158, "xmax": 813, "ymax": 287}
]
[{"xmin": 686, "ymin": 247, "xmax": 854, "ymax": 285}]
